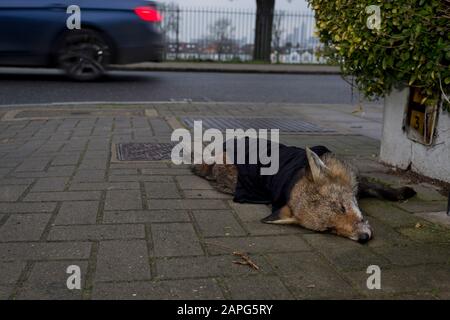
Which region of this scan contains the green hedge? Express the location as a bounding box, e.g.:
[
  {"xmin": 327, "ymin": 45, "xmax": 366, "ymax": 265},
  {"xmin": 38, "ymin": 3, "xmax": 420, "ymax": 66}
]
[{"xmin": 308, "ymin": 0, "xmax": 449, "ymax": 109}]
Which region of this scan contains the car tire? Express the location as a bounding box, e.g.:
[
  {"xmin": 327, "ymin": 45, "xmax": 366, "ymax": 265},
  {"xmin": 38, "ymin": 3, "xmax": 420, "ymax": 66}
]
[{"xmin": 56, "ymin": 29, "xmax": 112, "ymax": 81}]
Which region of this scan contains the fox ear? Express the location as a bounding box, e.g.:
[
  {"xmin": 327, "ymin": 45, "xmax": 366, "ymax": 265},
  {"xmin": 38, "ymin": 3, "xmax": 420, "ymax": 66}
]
[
  {"xmin": 261, "ymin": 206, "xmax": 297, "ymax": 225},
  {"xmin": 306, "ymin": 147, "xmax": 330, "ymax": 182}
]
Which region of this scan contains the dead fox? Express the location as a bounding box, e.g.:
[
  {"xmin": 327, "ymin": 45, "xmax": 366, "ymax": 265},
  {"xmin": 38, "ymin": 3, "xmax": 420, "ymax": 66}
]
[{"xmin": 192, "ymin": 142, "xmax": 415, "ymax": 243}]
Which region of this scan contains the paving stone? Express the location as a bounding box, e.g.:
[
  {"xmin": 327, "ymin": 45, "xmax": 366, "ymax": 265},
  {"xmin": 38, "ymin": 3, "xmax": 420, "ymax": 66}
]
[
  {"xmin": 183, "ymin": 190, "xmax": 231, "ymax": 199},
  {"xmin": 151, "ymin": 223, "xmax": 203, "ymax": 257},
  {"xmin": 103, "ymin": 210, "xmax": 190, "ymax": 224},
  {"xmin": 365, "ymin": 218, "xmax": 411, "ymax": 248},
  {"xmin": 0, "ymin": 202, "xmax": 57, "ymax": 213},
  {"xmin": 0, "ymin": 284, "xmax": 15, "ymax": 299},
  {"xmin": 62, "ymin": 141, "xmax": 88, "ymax": 152},
  {"xmin": 0, "ymin": 178, "xmax": 35, "ymax": 186},
  {"xmin": 349, "ymin": 159, "xmax": 390, "ymax": 174},
  {"xmin": 54, "ymin": 201, "xmax": 99, "ymax": 225},
  {"xmin": 360, "ymin": 199, "xmax": 424, "ymax": 228},
  {"xmin": 141, "ymin": 168, "xmax": 191, "ymax": 175},
  {"xmin": 224, "ymin": 275, "xmax": 294, "ymax": 300},
  {"xmin": 145, "ymin": 182, "xmax": 181, "ymax": 199},
  {"xmin": 51, "ymin": 154, "xmax": 81, "ymax": 166},
  {"xmin": 267, "ymin": 251, "xmax": 358, "ymax": 299},
  {"xmin": 228, "ymin": 201, "xmax": 272, "ymax": 222},
  {"xmin": 45, "ymin": 166, "xmax": 77, "ymax": 177},
  {"xmin": 411, "ymin": 184, "xmax": 447, "ymax": 201},
  {"xmin": 15, "ymin": 158, "xmax": 50, "ymax": 172},
  {"xmin": 31, "ymin": 177, "xmax": 69, "ymax": 192},
  {"xmin": 148, "ymin": 199, "xmax": 228, "ymax": 210},
  {"xmin": 0, "ymin": 159, "xmax": 21, "ymax": 168},
  {"xmin": 78, "ymin": 159, "xmax": 108, "ymax": 170},
  {"xmin": 363, "ymin": 172, "xmax": 410, "ymax": 187},
  {"xmin": 69, "ymin": 182, "xmax": 140, "ymax": 191},
  {"xmin": 48, "ymin": 224, "xmax": 145, "ymax": 241},
  {"xmin": 397, "ymin": 223, "xmax": 450, "ymax": 243},
  {"xmin": 16, "ymin": 261, "xmax": 88, "ymax": 300},
  {"xmin": 414, "ymin": 211, "xmax": 450, "ymax": 228},
  {"xmin": 0, "ymin": 242, "xmax": 91, "ymax": 261},
  {"xmin": 72, "ymin": 170, "xmax": 106, "ymax": 183},
  {"xmin": 95, "ymin": 240, "xmax": 151, "ymax": 282},
  {"xmin": 84, "ymin": 152, "xmax": 110, "ymax": 160},
  {"xmin": 109, "ymin": 169, "xmax": 139, "ymax": 175},
  {"xmin": 149, "ymin": 118, "xmax": 171, "ymax": 134},
  {"xmin": 92, "ymin": 278, "xmax": 224, "ymax": 300},
  {"xmin": 262, "ymin": 214, "xmax": 323, "ymax": 233},
  {"xmin": 11, "ymin": 171, "xmax": 56, "ymax": 178},
  {"xmin": 155, "ymin": 255, "xmax": 272, "ymax": 280},
  {"xmin": 176, "ymin": 176, "xmax": 214, "ymax": 190},
  {"xmin": 0, "ymin": 168, "xmax": 11, "ymax": 178},
  {"xmin": 303, "ymin": 233, "xmax": 391, "ymax": 271},
  {"xmin": 105, "ymin": 190, "xmax": 142, "ymax": 210},
  {"xmin": 395, "ymin": 200, "xmax": 447, "ymax": 213},
  {"xmin": 388, "ymin": 292, "xmax": 439, "ymax": 300},
  {"xmin": 373, "ymin": 244, "xmax": 450, "ymax": 266},
  {"xmin": 0, "ymin": 261, "xmax": 26, "ymax": 284},
  {"xmin": 111, "ymin": 162, "xmax": 169, "ymax": 169},
  {"xmin": 0, "ymin": 185, "xmax": 29, "ymax": 201},
  {"xmin": 0, "ymin": 214, "xmax": 51, "ymax": 241},
  {"xmin": 435, "ymin": 291, "xmax": 450, "ymax": 300},
  {"xmin": 344, "ymin": 265, "xmax": 450, "ymax": 298},
  {"xmin": 205, "ymin": 235, "xmax": 310, "ymax": 255},
  {"xmin": 192, "ymin": 210, "xmax": 246, "ymax": 237},
  {"xmin": 24, "ymin": 191, "xmax": 101, "ymax": 202},
  {"xmin": 109, "ymin": 175, "xmax": 173, "ymax": 182}
]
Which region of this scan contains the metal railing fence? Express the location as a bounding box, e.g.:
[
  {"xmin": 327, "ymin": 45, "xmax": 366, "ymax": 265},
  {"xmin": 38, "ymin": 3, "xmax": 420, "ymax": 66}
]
[{"xmin": 159, "ymin": 5, "xmax": 325, "ymax": 64}]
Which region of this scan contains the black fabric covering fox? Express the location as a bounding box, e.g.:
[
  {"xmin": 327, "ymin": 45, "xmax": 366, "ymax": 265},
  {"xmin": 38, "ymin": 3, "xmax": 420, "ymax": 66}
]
[{"xmin": 229, "ymin": 138, "xmax": 330, "ymax": 213}]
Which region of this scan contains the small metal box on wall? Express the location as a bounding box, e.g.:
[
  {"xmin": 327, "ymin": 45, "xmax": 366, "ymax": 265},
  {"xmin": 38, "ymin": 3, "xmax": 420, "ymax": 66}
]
[{"xmin": 404, "ymin": 87, "xmax": 439, "ymax": 145}]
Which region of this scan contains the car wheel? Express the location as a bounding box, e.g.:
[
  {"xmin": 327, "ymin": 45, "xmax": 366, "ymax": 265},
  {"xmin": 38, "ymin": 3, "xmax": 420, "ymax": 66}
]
[{"xmin": 57, "ymin": 29, "xmax": 111, "ymax": 81}]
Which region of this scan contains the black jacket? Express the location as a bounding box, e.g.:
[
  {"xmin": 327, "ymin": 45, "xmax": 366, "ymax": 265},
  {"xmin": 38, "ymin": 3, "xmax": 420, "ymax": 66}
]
[{"xmin": 228, "ymin": 138, "xmax": 330, "ymax": 213}]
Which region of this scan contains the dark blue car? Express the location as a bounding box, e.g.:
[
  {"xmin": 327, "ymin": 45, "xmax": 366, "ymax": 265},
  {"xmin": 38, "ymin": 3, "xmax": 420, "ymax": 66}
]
[{"xmin": 0, "ymin": 0, "xmax": 164, "ymax": 80}]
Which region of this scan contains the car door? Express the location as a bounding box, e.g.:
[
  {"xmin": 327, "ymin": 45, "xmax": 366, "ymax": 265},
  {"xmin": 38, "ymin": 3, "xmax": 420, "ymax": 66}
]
[{"xmin": 0, "ymin": 0, "xmax": 80, "ymax": 66}]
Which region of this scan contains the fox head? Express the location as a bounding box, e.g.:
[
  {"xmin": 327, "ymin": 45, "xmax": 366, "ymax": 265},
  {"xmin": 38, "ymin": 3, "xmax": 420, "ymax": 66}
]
[
  {"xmin": 300, "ymin": 148, "xmax": 373, "ymax": 243},
  {"xmin": 265, "ymin": 147, "xmax": 373, "ymax": 243}
]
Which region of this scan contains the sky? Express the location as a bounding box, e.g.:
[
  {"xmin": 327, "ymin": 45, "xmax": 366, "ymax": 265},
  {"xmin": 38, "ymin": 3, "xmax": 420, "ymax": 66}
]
[{"xmin": 164, "ymin": 0, "xmax": 311, "ymax": 11}]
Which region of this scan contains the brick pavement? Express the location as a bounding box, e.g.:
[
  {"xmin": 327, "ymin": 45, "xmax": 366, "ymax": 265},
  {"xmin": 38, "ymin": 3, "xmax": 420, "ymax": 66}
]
[{"xmin": 0, "ymin": 103, "xmax": 449, "ymax": 300}]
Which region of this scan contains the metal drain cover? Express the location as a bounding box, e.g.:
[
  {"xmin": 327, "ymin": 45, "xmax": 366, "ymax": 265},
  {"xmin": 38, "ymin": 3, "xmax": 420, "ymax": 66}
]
[
  {"xmin": 181, "ymin": 117, "xmax": 333, "ymax": 133},
  {"xmin": 116, "ymin": 143, "xmax": 176, "ymax": 161}
]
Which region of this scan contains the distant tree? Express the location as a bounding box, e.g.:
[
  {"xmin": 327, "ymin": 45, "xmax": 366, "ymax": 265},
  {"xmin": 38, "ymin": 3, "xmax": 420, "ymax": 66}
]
[{"xmin": 209, "ymin": 18, "xmax": 236, "ymax": 61}]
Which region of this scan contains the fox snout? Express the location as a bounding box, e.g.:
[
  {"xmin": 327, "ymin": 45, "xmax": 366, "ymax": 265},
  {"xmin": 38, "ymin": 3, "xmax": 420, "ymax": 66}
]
[{"xmin": 355, "ymin": 221, "xmax": 373, "ymax": 244}]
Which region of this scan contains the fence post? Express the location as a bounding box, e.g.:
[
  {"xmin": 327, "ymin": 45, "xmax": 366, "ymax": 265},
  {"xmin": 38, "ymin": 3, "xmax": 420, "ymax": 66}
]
[{"xmin": 175, "ymin": 7, "xmax": 180, "ymax": 60}]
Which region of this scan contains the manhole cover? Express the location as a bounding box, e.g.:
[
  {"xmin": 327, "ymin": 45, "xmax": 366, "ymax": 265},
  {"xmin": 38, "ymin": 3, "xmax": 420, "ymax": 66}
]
[
  {"xmin": 116, "ymin": 143, "xmax": 177, "ymax": 161},
  {"xmin": 181, "ymin": 117, "xmax": 333, "ymax": 133}
]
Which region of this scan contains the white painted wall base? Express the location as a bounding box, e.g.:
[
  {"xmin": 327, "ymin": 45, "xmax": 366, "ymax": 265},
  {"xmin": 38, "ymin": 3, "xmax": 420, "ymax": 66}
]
[{"xmin": 380, "ymin": 88, "xmax": 450, "ymax": 183}]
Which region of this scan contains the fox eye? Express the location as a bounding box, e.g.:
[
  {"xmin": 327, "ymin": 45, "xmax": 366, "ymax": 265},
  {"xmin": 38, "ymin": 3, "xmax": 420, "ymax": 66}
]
[{"xmin": 340, "ymin": 204, "xmax": 346, "ymax": 214}]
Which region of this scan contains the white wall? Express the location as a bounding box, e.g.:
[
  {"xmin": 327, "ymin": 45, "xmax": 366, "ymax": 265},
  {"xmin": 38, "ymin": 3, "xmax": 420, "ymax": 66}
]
[{"xmin": 380, "ymin": 88, "xmax": 450, "ymax": 183}]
